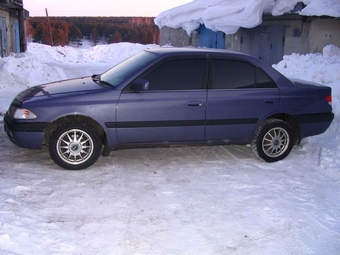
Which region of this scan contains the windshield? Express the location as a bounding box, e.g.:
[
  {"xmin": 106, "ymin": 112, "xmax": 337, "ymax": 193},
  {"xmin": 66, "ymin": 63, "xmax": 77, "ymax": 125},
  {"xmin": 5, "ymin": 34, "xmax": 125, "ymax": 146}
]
[{"xmin": 100, "ymin": 51, "xmax": 158, "ymax": 87}]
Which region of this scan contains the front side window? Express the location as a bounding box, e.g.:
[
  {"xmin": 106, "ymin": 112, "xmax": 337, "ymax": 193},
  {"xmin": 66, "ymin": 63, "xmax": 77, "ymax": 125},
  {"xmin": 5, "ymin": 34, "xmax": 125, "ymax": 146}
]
[
  {"xmin": 141, "ymin": 58, "xmax": 206, "ymax": 90},
  {"xmin": 211, "ymin": 59, "xmax": 276, "ymax": 89}
]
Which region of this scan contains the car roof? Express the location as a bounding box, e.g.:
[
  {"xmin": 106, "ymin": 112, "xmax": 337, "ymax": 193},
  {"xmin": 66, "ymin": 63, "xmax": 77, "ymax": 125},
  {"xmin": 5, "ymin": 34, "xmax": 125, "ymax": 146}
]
[{"xmin": 146, "ymin": 47, "xmax": 250, "ymax": 57}]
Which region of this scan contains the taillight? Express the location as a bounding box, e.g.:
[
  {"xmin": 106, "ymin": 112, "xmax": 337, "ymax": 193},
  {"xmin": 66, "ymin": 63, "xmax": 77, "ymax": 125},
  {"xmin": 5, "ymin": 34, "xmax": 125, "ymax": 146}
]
[{"xmin": 325, "ymin": 95, "xmax": 332, "ymax": 106}]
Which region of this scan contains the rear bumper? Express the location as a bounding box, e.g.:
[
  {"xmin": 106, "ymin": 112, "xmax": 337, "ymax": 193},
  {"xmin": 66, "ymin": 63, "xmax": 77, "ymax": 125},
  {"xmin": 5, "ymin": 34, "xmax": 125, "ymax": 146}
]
[
  {"xmin": 4, "ymin": 112, "xmax": 49, "ymax": 149},
  {"xmin": 296, "ymin": 112, "xmax": 334, "ymax": 139}
]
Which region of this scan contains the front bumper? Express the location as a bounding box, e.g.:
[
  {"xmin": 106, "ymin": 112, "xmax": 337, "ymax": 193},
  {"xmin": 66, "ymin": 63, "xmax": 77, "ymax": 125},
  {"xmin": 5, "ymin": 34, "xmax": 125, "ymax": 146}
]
[{"xmin": 4, "ymin": 112, "xmax": 49, "ymax": 149}]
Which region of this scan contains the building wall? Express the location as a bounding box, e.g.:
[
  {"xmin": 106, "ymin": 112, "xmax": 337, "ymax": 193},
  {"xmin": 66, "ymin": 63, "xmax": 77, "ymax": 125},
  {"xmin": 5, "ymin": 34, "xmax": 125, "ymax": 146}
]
[
  {"xmin": 0, "ymin": 4, "xmax": 27, "ymax": 57},
  {"xmin": 159, "ymin": 16, "xmax": 340, "ymax": 64},
  {"xmin": 159, "ymin": 26, "xmax": 198, "ymax": 47},
  {"xmin": 227, "ymin": 16, "xmax": 340, "ymax": 59},
  {"xmin": 277, "ymin": 17, "xmax": 310, "ymax": 55},
  {"xmin": 227, "ymin": 16, "xmax": 310, "ymax": 56},
  {"xmin": 309, "ymin": 19, "xmax": 340, "ymax": 53},
  {"xmin": 253, "ymin": 16, "xmax": 340, "ymax": 55}
]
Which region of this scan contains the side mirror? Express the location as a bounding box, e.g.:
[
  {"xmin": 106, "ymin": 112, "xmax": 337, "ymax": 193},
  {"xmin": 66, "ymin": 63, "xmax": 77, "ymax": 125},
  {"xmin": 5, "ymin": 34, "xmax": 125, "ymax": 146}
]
[{"xmin": 130, "ymin": 79, "xmax": 149, "ymax": 92}]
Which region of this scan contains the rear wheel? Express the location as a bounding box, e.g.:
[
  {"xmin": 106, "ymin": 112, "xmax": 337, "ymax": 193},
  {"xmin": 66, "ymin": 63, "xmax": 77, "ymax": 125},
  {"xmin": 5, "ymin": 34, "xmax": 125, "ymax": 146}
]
[
  {"xmin": 251, "ymin": 119, "xmax": 294, "ymax": 162},
  {"xmin": 49, "ymin": 123, "xmax": 102, "ymax": 170}
]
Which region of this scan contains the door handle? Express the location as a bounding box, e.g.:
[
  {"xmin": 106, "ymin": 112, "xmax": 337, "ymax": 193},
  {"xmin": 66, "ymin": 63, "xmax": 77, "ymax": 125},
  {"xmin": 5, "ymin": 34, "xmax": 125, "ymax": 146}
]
[{"xmin": 187, "ymin": 101, "xmax": 202, "ymax": 106}]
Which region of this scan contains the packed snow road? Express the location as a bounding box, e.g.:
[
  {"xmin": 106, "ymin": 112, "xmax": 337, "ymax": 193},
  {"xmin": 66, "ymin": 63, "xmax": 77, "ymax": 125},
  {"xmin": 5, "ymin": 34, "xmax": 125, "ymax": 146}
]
[{"xmin": 0, "ymin": 120, "xmax": 339, "ymax": 254}]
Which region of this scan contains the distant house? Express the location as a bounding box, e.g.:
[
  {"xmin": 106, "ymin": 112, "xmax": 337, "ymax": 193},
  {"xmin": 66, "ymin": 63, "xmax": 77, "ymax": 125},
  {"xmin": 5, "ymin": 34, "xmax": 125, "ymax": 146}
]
[
  {"xmin": 0, "ymin": 0, "xmax": 29, "ymax": 57},
  {"xmin": 157, "ymin": 2, "xmax": 340, "ymax": 65}
]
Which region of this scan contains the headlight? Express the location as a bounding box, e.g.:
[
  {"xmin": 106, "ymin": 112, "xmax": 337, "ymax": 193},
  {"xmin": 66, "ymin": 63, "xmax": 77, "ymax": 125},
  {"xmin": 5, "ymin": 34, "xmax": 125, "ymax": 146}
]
[{"xmin": 12, "ymin": 108, "xmax": 37, "ymax": 119}]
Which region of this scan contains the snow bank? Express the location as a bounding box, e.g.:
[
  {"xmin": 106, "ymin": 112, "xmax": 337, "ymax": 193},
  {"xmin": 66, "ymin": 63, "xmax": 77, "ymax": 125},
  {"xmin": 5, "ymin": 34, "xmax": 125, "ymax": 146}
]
[
  {"xmin": 0, "ymin": 51, "xmax": 67, "ymax": 90},
  {"xmin": 273, "ymin": 44, "xmax": 340, "ymax": 106},
  {"xmin": 27, "ymin": 42, "xmax": 158, "ymax": 66},
  {"xmin": 273, "ymin": 44, "xmax": 340, "ymax": 85},
  {"xmin": 155, "ymin": 0, "xmax": 340, "ymax": 35},
  {"xmin": 0, "ymin": 42, "xmax": 157, "ymax": 90}
]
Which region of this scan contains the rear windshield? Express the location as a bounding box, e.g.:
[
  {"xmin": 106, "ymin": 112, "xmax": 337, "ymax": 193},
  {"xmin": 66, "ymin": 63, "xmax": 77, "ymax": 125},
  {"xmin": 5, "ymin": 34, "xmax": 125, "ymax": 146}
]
[{"xmin": 100, "ymin": 51, "xmax": 158, "ymax": 87}]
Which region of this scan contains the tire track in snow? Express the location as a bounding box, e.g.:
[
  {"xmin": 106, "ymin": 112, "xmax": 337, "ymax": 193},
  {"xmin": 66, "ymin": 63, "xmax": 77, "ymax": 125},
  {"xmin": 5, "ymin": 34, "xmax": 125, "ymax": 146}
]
[
  {"xmin": 251, "ymin": 206, "xmax": 314, "ymax": 255},
  {"xmin": 300, "ymin": 212, "xmax": 340, "ymax": 254},
  {"xmin": 249, "ymin": 169, "xmax": 340, "ymax": 255}
]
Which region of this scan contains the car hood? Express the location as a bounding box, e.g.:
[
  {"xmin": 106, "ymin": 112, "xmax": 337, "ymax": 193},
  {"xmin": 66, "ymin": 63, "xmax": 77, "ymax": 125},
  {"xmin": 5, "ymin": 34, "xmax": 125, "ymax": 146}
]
[{"xmin": 14, "ymin": 76, "xmax": 106, "ymax": 103}]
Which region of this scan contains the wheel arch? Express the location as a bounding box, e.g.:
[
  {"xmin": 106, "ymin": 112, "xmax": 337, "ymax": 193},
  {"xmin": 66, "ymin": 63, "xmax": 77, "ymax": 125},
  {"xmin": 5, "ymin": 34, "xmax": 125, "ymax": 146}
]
[
  {"xmin": 43, "ymin": 114, "xmax": 109, "ymax": 155},
  {"xmin": 263, "ymin": 113, "xmax": 301, "ymax": 145}
]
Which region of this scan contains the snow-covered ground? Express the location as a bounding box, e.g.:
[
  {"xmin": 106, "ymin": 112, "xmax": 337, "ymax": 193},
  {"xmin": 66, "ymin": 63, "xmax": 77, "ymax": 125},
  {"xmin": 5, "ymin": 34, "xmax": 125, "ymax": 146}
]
[{"xmin": 0, "ymin": 42, "xmax": 340, "ymax": 254}]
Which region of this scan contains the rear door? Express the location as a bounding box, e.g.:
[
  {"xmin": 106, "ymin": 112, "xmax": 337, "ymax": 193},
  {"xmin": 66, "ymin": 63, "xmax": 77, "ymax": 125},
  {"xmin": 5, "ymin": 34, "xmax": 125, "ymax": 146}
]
[
  {"xmin": 116, "ymin": 56, "xmax": 208, "ymax": 144},
  {"xmin": 206, "ymin": 57, "xmax": 280, "ymax": 142}
]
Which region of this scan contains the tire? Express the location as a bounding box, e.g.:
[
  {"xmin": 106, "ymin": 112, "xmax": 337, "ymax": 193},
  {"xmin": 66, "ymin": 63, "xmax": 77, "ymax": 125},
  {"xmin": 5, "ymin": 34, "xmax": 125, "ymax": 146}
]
[
  {"xmin": 251, "ymin": 118, "xmax": 294, "ymax": 163},
  {"xmin": 49, "ymin": 123, "xmax": 102, "ymax": 170}
]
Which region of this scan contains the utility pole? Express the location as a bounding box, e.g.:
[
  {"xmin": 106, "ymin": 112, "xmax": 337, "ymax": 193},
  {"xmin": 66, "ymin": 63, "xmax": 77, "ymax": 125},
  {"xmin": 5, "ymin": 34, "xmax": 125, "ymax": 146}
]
[{"xmin": 45, "ymin": 8, "xmax": 53, "ymax": 46}]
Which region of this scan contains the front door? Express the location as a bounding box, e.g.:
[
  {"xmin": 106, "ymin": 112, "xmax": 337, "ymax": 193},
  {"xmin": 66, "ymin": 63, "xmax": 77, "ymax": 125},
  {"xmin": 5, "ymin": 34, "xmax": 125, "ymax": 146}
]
[{"xmin": 116, "ymin": 57, "xmax": 208, "ymax": 144}]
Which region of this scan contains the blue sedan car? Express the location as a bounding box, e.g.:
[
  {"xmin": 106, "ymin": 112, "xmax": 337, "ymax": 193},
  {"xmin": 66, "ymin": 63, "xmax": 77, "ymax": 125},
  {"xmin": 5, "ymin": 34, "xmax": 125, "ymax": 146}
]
[{"xmin": 4, "ymin": 47, "xmax": 334, "ymax": 170}]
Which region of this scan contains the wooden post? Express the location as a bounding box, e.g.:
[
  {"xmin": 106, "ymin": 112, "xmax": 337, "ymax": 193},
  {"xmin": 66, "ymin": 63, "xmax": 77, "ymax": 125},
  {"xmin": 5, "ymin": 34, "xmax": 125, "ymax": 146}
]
[
  {"xmin": 45, "ymin": 8, "xmax": 53, "ymax": 46},
  {"xmin": 18, "ymin": 8, "xmax": 26, "ymax": 52}
]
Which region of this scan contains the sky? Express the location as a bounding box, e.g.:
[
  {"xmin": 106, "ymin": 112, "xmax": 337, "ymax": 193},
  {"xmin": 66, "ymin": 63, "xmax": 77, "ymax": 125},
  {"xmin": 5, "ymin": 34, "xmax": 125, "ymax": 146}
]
[{"xmin": 24, "ymin": 0, "xmax": 193, "ymax": 17}]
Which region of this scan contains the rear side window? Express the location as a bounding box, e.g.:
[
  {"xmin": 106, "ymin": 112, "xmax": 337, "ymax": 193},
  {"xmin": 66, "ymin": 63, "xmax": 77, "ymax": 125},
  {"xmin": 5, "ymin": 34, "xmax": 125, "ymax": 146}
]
[
  {"xmin": 211, "ymin": 59, "xmax": 276, "ymax": 89},
  {"xmin": 142, "ymin": 58, "xmax": 206, "ymax": 90},
  {"xmin": 255, "ymin": 68, "xmax": 277, "ymax": 88}
]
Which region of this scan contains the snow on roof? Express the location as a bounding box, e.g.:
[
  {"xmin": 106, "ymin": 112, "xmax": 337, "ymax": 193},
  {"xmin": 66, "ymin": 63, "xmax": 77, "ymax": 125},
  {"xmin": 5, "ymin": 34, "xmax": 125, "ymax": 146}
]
[{"xmin": 154, "ymin": 0, "xmax": 340, "ymax": 35}]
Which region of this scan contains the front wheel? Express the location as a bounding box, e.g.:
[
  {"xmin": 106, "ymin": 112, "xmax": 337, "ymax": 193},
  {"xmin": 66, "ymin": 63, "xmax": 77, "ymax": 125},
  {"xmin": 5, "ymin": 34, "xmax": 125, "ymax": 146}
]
[
  {"xmin": 251, "ymin": 119, "xmax": 294, "ymax": 162},
  {"xmin": 49, "ymin": 123, "xmax": 102, "ymax": 170}
]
